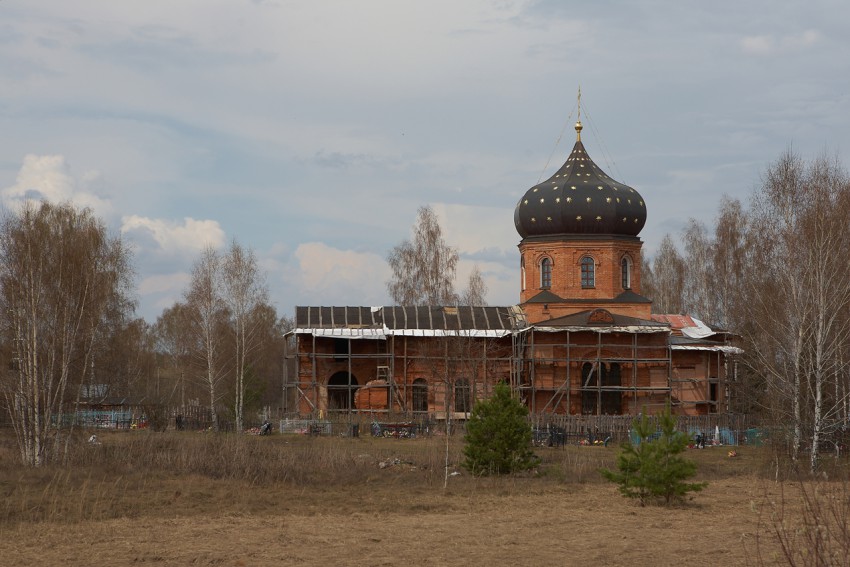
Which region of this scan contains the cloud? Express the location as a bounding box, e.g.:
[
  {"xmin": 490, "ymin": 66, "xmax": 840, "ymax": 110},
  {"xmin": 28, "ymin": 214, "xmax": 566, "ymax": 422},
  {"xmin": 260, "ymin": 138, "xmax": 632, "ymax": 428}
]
[
  {"xmin": 2, "ymin": 154, "xmax": 112, "ymax": 215},
  {"xmin": 431, "ymin": 203, "xmax": 518, "ymax": 256},
  {"xmin": 457, "ymin": 258, "xmax": 517, "ymax": 307},
  {"xmin": 284, "ymin": 242, "xmax": 390, "ymax": 305},
  {"xmin": 138, "ymin": 272, "xmax": 190, "ymax": 295},
  {"xmin": 740, "ymin": 30, "xmax": 820, "ymax": 55},
  {"xmin": 121, "ymin": 215, "xmax": 225, "ymax": 255},
  {"xmin": 740, "ymin": 35, "xmax": 773, "ymax": 55}
]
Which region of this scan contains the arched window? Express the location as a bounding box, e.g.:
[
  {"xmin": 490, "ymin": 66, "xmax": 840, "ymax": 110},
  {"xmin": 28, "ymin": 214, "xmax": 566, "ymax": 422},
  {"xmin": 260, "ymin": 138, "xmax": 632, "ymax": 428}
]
[
  {"xmin": 581, "ymin": 256, "xmax": 595, "ymax": 288},
  {"xmin": 621, "ymin": 256, "xmax": 632, "ymax": 289},
  {"xmin": 454, "ymin": 379, "xmax": 471, "ymax": 414},
  {"xmin": 327, "ymin": 372, "xmax": 359, "ymax": 411},
  {"xmin": 412, "ymin": 379, "xmax": 428, "ymax": 413},
  {"xmin": 540, "ymin": 257, "xmax": 552, "ymax": 289},
  {"xmin": 581, "ymin": 363, "xmax": 622, "ymax": 415}
]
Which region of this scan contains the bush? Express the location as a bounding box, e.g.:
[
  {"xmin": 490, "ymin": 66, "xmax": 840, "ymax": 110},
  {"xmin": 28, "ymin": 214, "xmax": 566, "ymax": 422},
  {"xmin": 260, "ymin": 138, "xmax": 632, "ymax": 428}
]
[
  {"xmin": 462, "ymin": 382, "xmax": 540, "ymax": 475},
  {"xmin": 601, "ymin": 403, "xmax": 707, "ymax": 505}
]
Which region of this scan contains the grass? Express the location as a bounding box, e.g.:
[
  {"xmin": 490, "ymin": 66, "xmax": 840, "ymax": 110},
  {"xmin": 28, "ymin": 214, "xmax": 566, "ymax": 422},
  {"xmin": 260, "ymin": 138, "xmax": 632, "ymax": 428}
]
[
  {"xmin": 0, "ymin": 428, "xmax": 778, "ymax": 527},
  {"xmin": 3, "ymin": 430, "xmax": 850, "ymax": 565}
]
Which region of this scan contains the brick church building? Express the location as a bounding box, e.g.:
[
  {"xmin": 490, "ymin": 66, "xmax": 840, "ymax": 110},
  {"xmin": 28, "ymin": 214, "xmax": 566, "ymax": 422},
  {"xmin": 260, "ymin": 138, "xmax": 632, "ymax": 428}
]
[{"xmin": 285, "ymin": 117, "xmax": 740, "ymax": 421}]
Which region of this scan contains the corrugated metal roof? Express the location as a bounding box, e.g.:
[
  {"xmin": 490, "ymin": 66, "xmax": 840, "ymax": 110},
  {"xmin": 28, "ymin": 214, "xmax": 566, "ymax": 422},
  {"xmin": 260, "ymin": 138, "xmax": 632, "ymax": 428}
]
[
  {"xmin": 669, "ymin": 335, "xmax": 743, "ymax": 354},
  {"xmin": 671, "ymin": 344, "xmax": 744, "ymax": 354},
  {"xmin": 651, "ymin": 314, "xmax": 697, "ymax": 329},
  {"xmin": 294, "ymin": 305, "xmax": 527, "ymax": 337}
]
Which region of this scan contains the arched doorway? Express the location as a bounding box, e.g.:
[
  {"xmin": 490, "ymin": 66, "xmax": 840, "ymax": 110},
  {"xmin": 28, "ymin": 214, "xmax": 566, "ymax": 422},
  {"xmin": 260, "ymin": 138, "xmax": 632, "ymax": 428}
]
[
  {"xmin": 581, "ymin": 362, "xmax": 622, "ymax": 415},
  {"xmin": 412, "ymin": 379, "xmax": 428, "ymax": 413},
  {"xmin": 327, "ymin": 372, "xmax": 359, "ymax": 411}
]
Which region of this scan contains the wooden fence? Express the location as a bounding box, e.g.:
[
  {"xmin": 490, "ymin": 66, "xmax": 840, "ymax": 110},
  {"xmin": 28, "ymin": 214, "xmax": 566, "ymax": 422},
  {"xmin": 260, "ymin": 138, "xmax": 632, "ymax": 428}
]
[{"xmin": 530, "ymin": 413, "xmax": 752, "ymax": 445}]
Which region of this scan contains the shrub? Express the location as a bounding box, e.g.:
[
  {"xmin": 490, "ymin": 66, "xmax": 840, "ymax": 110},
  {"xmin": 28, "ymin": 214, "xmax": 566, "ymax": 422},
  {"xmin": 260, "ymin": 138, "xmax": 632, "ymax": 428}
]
[
  {"xmin": 601, "ymin": 403, "xmax": 707, "ymax": 505},
  {"xmin": 462, "ymin": 382, "xmax": 540, "ymax": 475}
]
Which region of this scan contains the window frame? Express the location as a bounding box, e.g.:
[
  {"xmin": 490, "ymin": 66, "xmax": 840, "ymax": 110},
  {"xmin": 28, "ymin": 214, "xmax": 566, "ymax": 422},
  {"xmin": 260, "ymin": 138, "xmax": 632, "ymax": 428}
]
[
  {"xmin": 540, "ymin": 257, "xmax": 552, "ymax": 289},
  {"xmin": 621, "ymin": 256, "xmax": 632, "ymax": 290},
  {"xmin": 412, "ymin": 378, "xmax": 428, "ymax": 413},
  {"xmin": 454, "ymin": 378, "xmax": 471, "ymax": 414},
  {"xmin": 580, "ymin": 256, "xmax": 595, "ymax": 289}
]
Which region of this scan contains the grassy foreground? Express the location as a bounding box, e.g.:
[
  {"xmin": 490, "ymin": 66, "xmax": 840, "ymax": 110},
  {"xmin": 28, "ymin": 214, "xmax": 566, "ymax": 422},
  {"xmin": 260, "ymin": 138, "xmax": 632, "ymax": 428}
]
[
  {"xmin": 0, "ymin": 429, "xmax": 845, "ymax": 566},
  {"xmin": 0, "ymin": 428, "xmax": 767, "ymax": 524}
]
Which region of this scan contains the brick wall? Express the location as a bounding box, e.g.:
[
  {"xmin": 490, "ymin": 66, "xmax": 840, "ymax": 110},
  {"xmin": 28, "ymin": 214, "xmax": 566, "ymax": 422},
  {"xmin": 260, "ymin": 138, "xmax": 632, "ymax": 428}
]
[{"xmin": 519, "ymin": 236, "xmax": 649, "ymax": 320}]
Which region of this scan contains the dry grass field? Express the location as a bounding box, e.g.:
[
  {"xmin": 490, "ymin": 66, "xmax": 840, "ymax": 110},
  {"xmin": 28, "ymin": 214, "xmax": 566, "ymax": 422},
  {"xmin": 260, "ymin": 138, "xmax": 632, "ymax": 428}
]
[{"xmin": 0, "ymin": 429, "xmax": 843, "ymax": 566}]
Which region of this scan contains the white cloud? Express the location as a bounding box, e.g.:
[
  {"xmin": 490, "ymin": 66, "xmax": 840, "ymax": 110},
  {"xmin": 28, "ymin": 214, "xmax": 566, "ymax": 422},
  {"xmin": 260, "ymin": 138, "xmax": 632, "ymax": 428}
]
[
  {"xmin": 431, "ymin": 203, "xmax": 518, "ymax": 256},
  {"xmin": 740, "ymin": 35, "xmax": 774, "ymax": 55},
  {"xmin": 286, "ymin": 242, "xmax": 390, "ymax": 305},
  {"xmin": 138, "ymin": 272, "xmax": 190, "ymax": 295},
  {"xmin": 740, "ymin": 30, "xmax": 821, "ymax": 55},
  {"xmin": 784, "ymin": 29, "xmax": 821, "ymax": 49},
  {"xmin": 2, "ymin": 154, "xmax": 112, "ymax": 215},
  {"xmin": 121, "ymin": 215, "xmax": 225, "ymax": 254}
]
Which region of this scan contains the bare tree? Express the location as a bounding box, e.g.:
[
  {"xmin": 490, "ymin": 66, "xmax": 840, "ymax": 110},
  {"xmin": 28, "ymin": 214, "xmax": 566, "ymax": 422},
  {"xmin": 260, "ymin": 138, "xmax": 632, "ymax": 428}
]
[
  {"xmin": 650, "ymin": 234, "xmax": 685, "ymax": 314},
  {"xmin": 745, "ymin": 150, "xmax": 850, "ymax": 471},
  {"xmin": 460, "ymin": 265, "xmax": 488, "ymax": 306},
  {"xmin": 153, "ymin": 303, "xmax": 194, "ymax": 410},
  {"xmin": 640, "ymin": 254, "xmax": 657, "ymax": 304},
  {"xmin": 185, "ymin": 245, "xmax": 228, "ymax": 431},
  {"xmin": 712, "ymin": 197, "xmax": 749, "ymax": 330},
  {"xmin": 387, "ymin": 205, "xmax": 459, "ymax": 305},
  {"xmin": 0, "ymin": 201, "xmax": 133, "ymax": 466},
  {"xmin": 221, "ymin": 240, "xmax": 268, "ymax": 434},
  {"xmin": 681, "ymin": 219, "xmax": 715, "ymax": 321}
]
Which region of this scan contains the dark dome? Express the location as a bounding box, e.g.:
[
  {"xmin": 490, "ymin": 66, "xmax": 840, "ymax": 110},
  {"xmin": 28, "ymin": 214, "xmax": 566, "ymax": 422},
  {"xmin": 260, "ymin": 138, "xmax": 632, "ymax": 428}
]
[{"xmin": 514, "ymin": 123, "xmax": 646, "ymax": 239}]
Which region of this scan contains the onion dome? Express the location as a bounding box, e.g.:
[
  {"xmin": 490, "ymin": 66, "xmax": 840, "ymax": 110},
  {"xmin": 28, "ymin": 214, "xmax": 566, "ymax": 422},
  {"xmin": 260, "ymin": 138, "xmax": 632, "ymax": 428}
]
[{"xmin": 514, "ymin": 121, "xmax": 646, "ymax": 239}]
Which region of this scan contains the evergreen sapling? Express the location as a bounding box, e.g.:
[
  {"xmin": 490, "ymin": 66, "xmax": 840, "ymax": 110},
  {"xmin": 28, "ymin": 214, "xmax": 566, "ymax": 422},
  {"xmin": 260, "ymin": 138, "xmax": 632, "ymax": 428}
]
[
  {"xmin": 462, "ymin": 382, "xmax": 540, "ymax": 475},
  {"xmin": 601, "ymin": 403, "xmax": 707, "ymax": 505}
]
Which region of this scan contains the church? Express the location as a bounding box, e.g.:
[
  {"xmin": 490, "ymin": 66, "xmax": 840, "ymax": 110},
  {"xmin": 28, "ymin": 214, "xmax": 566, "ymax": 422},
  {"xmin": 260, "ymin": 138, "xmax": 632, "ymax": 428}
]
[{"xmin": 284, "ymin": 115, "xmax": 741, "ymax": 421}]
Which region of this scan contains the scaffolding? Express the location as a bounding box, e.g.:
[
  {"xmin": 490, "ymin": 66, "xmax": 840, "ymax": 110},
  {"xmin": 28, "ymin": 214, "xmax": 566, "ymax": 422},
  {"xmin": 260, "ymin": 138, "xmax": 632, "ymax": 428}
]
[
  {"xmin": 513, "ymin": 326, "xmax": 672, "ymax": 417},
  {"xmin": 284, "ymin": 305, "xmax": 738, "ymax": 422}
]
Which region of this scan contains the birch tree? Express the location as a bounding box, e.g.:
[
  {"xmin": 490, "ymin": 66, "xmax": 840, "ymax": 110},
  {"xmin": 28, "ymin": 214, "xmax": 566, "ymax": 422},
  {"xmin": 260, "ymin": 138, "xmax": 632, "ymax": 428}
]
[
  {"xmin": 711, "ymin": 197, "xmax": 749, "ymax": 330},
  {"xmin": 745, "ymin": 150, "xmax": 850, "ymax": 471},
  {"xmin": 650, "ymin": 234, "xmax": 685, "ymax": 314},
  {"xmin": 185, "ymin": 245, "xmax": 228, "ymax": 431},
  {"xmin": 746, "ymin": 150, "xmax": 810, "ymax": 460},
  {"xmin": 681, "ymin": 219, "xmax": 716, "ymax": 322},
  {"xmin": 460, "ymin": 265, "xmax": 488, "ymax": 306},
  {"xmin": 153, "ymin": 302, "xmax": 194, "ymax": 409},
  {"xmin": 0, "ymin": 201, "xmax": 132, "ymax": 466},
  {"xmin": 221, "ymin": 240, "xmax": 268, "ymax": 434},
  {"xmin": 387, "ymin": 205, "xmax": 459, "ymax": 305}
]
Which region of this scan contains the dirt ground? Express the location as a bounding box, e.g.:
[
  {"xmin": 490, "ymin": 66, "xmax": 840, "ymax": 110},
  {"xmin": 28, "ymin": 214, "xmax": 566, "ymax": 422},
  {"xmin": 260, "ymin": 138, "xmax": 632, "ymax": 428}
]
[{"xmin": 0, "ymin": 474, "xmax": 785, "ymax": 566}]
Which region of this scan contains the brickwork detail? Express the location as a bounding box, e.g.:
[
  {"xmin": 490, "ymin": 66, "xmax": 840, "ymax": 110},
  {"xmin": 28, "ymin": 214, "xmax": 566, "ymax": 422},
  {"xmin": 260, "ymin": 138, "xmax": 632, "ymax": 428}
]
[{"xmin": 518, "ymin": 237, "xmax": 647, "ymax": 321}]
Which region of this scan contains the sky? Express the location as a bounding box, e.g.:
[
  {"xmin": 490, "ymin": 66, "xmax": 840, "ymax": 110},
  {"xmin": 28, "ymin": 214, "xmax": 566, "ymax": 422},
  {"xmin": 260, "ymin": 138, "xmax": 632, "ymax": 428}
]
[{"xmin": 2, "ymin": 1, "xmax": 850, "ymax": 322}]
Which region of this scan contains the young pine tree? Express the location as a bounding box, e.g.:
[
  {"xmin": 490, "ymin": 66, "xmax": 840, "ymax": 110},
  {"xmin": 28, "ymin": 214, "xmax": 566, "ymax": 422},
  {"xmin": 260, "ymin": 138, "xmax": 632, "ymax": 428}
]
[
  {"xmin": 462, "ymin": 382, "xmax": 539, "ymax": 475},
  {"xmin": 601, "ymin": 403, "xmax": 707, "ymax": 505}
]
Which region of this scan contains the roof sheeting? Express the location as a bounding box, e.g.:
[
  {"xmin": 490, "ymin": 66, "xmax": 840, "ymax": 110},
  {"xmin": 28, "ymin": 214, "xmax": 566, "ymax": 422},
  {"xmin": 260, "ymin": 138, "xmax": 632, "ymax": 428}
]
[
  {"xmin": 530, "ymin": 309, "xmax": 670, "ymax": 334},
  {"xmin": 294, "ymin": 305, "xmax": 527, "ymax": 338},
  {"xmin": 651, "ymin": 314, "xmax": 718, "ymax": 338},
  {"xmin": 669, "ymin": 335, "xmax": 743, "ymax": 354},
  {"xmin": 671, "ymin": 345, "xmax": 744, "ymax": 354}
]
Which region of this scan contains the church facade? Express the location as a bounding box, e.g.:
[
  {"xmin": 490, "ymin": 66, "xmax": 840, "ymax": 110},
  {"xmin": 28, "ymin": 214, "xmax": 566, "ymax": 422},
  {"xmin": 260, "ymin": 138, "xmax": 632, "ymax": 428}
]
[{"xmin": 285, "ymin": 119, "xmax": 741, "ymax": 420}]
